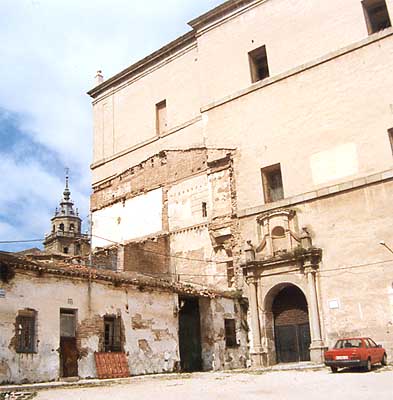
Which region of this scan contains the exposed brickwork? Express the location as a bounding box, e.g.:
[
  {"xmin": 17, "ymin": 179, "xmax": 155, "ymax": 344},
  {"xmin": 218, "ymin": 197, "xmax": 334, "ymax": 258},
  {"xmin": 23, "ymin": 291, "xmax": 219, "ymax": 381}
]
[
  {"xmin": 94, "ymin": 352, "xmax": 130, "ymax": 379},
  {"xmin": 272, "ymin": 286, "xmax": 309, "ymax": 327},
  {"xmin": 91, "ymin": 149, "xmax": 210, "ymax": 212},
  {"xmin": 123, "ymin": 236, "xmax": 170, "ymax": 277},
  {"xmin": 92, "ymin": 247, "xmax": 118, "ymax": 271}
]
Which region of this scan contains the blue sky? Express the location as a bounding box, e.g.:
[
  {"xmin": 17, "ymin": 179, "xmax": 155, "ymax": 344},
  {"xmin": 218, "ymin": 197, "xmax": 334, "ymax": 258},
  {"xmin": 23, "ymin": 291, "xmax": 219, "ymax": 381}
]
[{"xmin": 0, "ymin": 0, "xmax": 224, "ymax": 252}]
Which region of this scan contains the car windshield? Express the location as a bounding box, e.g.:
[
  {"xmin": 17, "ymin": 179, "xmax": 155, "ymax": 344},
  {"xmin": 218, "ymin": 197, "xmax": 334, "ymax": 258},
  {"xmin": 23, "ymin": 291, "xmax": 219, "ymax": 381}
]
[{"xmin": 334, "ymin": 339, "xmax": 362, "ymax": 349}]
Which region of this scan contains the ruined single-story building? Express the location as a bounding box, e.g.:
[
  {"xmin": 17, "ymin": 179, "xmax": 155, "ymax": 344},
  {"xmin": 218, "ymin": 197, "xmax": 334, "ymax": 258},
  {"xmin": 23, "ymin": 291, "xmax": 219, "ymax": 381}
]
[{"xmin": 0, "ymin": 252, "xmax": 248, "ymax": 384}]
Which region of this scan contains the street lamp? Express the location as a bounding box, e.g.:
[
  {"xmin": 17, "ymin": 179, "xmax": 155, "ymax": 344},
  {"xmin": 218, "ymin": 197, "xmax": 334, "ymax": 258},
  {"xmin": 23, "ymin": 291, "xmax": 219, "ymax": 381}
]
[{"xmin": 379, "ymin": 241, "xmax": 393, "ymax": 255}]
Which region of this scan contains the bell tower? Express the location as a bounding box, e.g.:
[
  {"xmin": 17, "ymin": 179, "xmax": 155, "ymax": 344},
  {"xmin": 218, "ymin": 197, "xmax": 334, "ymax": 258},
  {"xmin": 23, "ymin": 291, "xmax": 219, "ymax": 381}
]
[{"xmin": 43, "ymin": 171, "xmax": 90, "ymax": 256}]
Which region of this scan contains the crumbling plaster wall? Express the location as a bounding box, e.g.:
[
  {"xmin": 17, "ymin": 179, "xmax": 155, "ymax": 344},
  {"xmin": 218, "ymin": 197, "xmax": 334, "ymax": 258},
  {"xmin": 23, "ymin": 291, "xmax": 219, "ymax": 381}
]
[
  {"xmin": 91, "ymin": 149, "xmax": 238, "ymax": 289},
  {"xmin": 0, "ymin": 273, "xmax": 180, "ymax": 384},
  {"xmin": 199, "ymin": 297, "xmax": 248, "ymax": 371},
  {"xmin": 92, "ymin": 188, "xmax": 163, "ymax": 248}
]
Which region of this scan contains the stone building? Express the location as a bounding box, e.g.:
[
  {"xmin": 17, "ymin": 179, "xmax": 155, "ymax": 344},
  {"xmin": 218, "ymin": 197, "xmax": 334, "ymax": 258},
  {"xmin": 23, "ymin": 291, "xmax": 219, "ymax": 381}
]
[
  {"xmin": 0, "ymin": 251, "xmax": 248, "ymax": 383},
  {"xmin": 43, "ymin": 174, "xmax": 90, "ymax": 256},
  {"xmin": 87, "ymin": 0, "xmax": 393, "ymax": 367}
]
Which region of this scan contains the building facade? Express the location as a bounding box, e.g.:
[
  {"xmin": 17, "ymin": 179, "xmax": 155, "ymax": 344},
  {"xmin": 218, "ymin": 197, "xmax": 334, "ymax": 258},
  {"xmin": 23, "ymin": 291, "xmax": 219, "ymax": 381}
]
[
  {"xmin": 0, "ymin": 252, "xmax": 248, "ymax": 384},
  {"xmin": 88, "ymin": 0, "xmax": 393, "ymax": 367}
]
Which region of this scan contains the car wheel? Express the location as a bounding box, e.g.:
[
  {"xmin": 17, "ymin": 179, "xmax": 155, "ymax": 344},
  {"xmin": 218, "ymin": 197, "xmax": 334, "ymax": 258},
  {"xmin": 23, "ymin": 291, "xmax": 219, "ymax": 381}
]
[
  {"xmin": 381, "ymin": 353, "xmax": 387, "ymax": 366},
  {"xmin": 330, "ymin": 366, "xmax": 338, "ymax": 373},
  {"xmin": 365, "ymin": 358, "xmax": 372, "ymax": 372}
]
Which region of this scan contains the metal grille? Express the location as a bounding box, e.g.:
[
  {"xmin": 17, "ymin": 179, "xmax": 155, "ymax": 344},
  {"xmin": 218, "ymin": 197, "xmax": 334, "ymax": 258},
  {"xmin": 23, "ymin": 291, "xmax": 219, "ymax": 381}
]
[{"xmin": 16, "ymin": 315, "xmax": 35, "ymax": 353}]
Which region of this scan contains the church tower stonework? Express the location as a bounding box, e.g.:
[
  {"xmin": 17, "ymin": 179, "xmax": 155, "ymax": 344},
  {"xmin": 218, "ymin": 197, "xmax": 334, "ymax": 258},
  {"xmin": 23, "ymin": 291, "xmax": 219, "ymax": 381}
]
[{"xmin": 43, "ymin": 173, "xmax": 90, "ymax": 256}]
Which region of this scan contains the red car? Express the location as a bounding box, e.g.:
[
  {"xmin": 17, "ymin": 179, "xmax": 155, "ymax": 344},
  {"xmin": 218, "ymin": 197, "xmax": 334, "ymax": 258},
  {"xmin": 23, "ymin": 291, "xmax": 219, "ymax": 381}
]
[{"xmin": 324, "ymin": 337, "xmax": 387, "ymax": 373}]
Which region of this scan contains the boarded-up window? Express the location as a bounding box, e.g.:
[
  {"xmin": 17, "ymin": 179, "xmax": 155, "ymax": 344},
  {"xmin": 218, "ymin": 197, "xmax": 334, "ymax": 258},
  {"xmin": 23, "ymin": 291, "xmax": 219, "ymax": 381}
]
[
  {"xmin": 362, "ymin": 0, "xmax": 391, "ymax": 34},
  {"xmin": 261, "ymin": 163, "xmax": 284, "ymax": 203},
  {"xmin": 104, "ymin": 316, "xmax": 122, "ymax": 352},
  {"xmin": 60, "ymin": 309, "xmax": 77, "ymax": 338},
  {"xmin": 224, "ymin": 318, "xmax": 237, "ymax": 348},
  {"xmin": 249, "ymin": 45, "xmax": 270, "ymax": 83},
  {"xmin": 156, "ymin": 100, "xmax": 167, "ymax": 135},
  {"xmin": 16, "ymin": 310, "xmax": 36, "ymax": 353}
]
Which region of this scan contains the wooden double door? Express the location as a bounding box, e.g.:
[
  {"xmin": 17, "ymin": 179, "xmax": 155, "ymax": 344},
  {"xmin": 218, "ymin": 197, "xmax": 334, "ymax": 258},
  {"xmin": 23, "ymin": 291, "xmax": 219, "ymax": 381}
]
[
  {"xmin": 272, "ymin": 285, "xmax": 311, "ymax": 363},
  {"xmin": 275, "ymin": 323, "xmax": 311, "ymax": 363}
]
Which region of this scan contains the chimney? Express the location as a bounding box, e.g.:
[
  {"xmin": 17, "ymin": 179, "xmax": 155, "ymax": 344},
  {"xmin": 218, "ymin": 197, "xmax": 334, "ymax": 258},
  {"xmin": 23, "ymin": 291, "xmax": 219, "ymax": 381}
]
[{"xmin": 95, "ymin": 70, "xmax": 104, "ymax": 85}]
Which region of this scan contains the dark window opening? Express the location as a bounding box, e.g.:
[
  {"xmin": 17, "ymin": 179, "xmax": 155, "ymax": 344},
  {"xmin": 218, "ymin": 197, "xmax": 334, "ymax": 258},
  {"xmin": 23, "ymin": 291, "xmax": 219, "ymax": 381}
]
[
  {"xmin": 224, "ymin": 318, "xmax": 238, "ymax": 348},
  {"xmin": 104, "ymin": 316, "xmax": 122, "ymax": 352},
  {"xmin": 362, "ymin": 0, "xmax": 391, "ymax": 34},
  {"xmin": 249, "ymin": 45, "xmax": 270, "ymax": 83},
  {"xmin": 261, "ymin": 163, "xmax": 284, "ymax": 203},
  {"xmin": 156, "ymin": 100, "xmax": 167, "ymax": 135},
  {"xmin": 388, "ymin": 128, "xmax": 393, "ymax": 155},
  {"xmin": 226, "ymin": 261, "xmax": 235, "ymax": 288},
  {"xmin": 202, "ymin": 202, "xmax": 207, "ymax": 218},
  {"xmin": 63, "ymin": 247, "xmax": 69, "ymax": 254},
  {"xmin": 59, "ymin": 223, "xmax": 64, "ymax": 231},
  {"xmin": 16, "ymin": 310, "xmax": 36, "ymax": 353}
]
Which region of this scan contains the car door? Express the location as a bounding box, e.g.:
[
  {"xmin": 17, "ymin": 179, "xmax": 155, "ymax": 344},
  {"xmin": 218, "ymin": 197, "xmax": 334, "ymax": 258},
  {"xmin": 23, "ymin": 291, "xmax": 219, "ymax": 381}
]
[
  {"xmin": 365, "ymin": 339, "xmax": 377, "ymax": 364},
  {"xmin": 368, "ymin": 338, "xmax": 382, "ymax": 363}
]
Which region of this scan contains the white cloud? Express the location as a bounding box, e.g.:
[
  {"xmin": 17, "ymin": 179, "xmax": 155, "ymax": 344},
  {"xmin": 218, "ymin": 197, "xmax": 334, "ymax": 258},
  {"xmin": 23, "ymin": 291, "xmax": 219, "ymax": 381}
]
[{"xmin": 0, "ymin": 0, "xmax": 223, "ymax": 248}]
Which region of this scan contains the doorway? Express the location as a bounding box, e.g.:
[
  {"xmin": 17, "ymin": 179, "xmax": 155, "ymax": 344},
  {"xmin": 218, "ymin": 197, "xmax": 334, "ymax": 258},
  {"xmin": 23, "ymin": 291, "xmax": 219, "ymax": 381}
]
[
  {"xmin": 60, "ymin": 309, "xmax": 78, "ymax": 377},
  {"xmin": 178, "ymin": 297, "xmax": 202, "ymax": 372},
  {"xmin": 273, "ymin": 285, "xmax": 311, "ymax": 363}
]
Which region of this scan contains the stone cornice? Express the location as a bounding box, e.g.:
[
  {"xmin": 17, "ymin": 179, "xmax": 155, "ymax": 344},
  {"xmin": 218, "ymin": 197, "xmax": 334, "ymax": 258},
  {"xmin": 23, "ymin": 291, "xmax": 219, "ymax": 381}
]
[
  {"xmin": 87, "ymin": 31, "xmax": 196, "ymax": 99},
  {"xmin": 188, "ymin": 0, "xmax": 260, "ymax": 31}
]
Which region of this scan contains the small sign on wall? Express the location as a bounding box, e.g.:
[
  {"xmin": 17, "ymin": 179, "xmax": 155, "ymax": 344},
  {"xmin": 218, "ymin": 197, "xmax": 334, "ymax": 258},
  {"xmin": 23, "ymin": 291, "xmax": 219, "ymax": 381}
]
[
  {"xmin": 0, "ymin": 289, "xmax": 5, "ymax": 298},
  {"xmin": 328, "ymin": 299, "xmax": 340, "ymax": 310}
]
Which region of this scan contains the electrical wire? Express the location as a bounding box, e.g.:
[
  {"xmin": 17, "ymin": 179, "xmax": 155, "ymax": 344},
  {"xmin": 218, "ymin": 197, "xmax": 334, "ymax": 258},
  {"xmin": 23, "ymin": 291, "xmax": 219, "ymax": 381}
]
[{"xmin": 2, "ymin": 236, "xmax": 393, "ymax": 278}]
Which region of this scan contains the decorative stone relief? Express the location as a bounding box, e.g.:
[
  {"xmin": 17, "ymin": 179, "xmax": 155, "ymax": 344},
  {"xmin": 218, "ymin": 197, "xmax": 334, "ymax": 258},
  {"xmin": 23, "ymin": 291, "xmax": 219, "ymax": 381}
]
[{"xmin": 246, "ymin": 209, "xmax": 313, "ymax": 261}]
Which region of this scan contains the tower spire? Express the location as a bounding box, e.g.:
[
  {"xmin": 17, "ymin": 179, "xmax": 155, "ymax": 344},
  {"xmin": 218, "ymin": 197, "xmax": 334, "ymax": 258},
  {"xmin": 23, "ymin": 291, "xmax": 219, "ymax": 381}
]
[{"xmin": 63, "ymin": 167, "xmax": 71, "ymax": 201}]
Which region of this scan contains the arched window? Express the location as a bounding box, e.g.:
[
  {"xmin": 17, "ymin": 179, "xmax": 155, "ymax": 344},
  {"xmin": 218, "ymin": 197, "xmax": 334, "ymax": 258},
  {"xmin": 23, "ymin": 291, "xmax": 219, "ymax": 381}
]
[
  {"xmin": 69, "ymin": 224, "xmax": 75, "ymax": 232},
  {"xmin": 59, "ymin": 223, "xmax": 65, "ymax": 231}
]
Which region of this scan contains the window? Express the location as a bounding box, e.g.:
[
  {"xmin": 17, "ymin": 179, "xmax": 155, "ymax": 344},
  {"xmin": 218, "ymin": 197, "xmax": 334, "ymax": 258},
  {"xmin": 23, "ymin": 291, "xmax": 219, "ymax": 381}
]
[
  {"xmin": 104, "ymin": 316, "xmax": 122, "ymax": 352},
  {"xmin": 249, "ymin": 45, "xmax": 270, "ymax": 83},
  {"xmin": 202, "ymin": 202, "xmax": 207, "ymax": 218},
  {"xmin": 388, "ymin": 128, "xmax": 393, "ymax": 154},
  {"xmin": 224, "ymin": 318, "xmax": 237, "ymax": 348},
  {"xmin": 156, "ymin": 100, "xmax": 167, "ymax": 135},
  {"xmin": 362, "ymin": 0, "xmax": 391, "ymax": 34},
  {"xmin": 63, "ymin": 247, "xmax": 69, "ymax": 254},
  {"xmin": 226, "ymin": 261, "xmax": 235, "ymax": 288},
  {"xmin": 261, "ymin": 163, "xmax": 284, "ymax": 203},
  {"xmin": 16, "ymin": 310, "xmax": 36, "ymax": 353},
  {"xmin": 59, "ymin": 223, "xmax": 64, "ymax": 231},
  {"xmin": 60, "ymin": 309, "xmax": 77, "ymax": 338},
  {"xmin": 69, "ymin": 223, "xmax": 75, "ymax": 232}
]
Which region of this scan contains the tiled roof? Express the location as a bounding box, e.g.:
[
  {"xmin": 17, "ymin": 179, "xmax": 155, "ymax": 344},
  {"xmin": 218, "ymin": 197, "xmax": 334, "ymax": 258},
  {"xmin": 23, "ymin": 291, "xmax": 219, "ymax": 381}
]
[{"xmin": 0, "ymin": 251, "xmax": 240, "ymax": 299}]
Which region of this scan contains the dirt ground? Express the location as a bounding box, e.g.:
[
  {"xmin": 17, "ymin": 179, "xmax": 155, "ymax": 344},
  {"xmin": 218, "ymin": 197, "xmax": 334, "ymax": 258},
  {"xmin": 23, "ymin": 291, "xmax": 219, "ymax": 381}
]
[{"xmin": 33, "ymin": 367, "xmax": 393, "ymax": 400}]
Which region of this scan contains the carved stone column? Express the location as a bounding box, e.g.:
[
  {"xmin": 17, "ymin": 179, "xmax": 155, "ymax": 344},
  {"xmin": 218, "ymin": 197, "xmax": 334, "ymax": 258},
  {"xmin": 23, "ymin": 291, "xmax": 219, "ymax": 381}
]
[
  {"xmin": 247, "ymin": 274, "xmax": 264, "ymax": 367},
  {"xmin": 305, "ymin": 264, "xmax": 325, "ymax": 363}
]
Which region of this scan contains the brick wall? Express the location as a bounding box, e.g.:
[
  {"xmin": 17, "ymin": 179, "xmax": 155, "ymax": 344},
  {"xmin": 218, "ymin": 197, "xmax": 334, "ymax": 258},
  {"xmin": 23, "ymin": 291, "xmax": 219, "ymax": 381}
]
[{"xmin": 123, "ymin": 236, "xmax": 170, "ymax": 278}]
